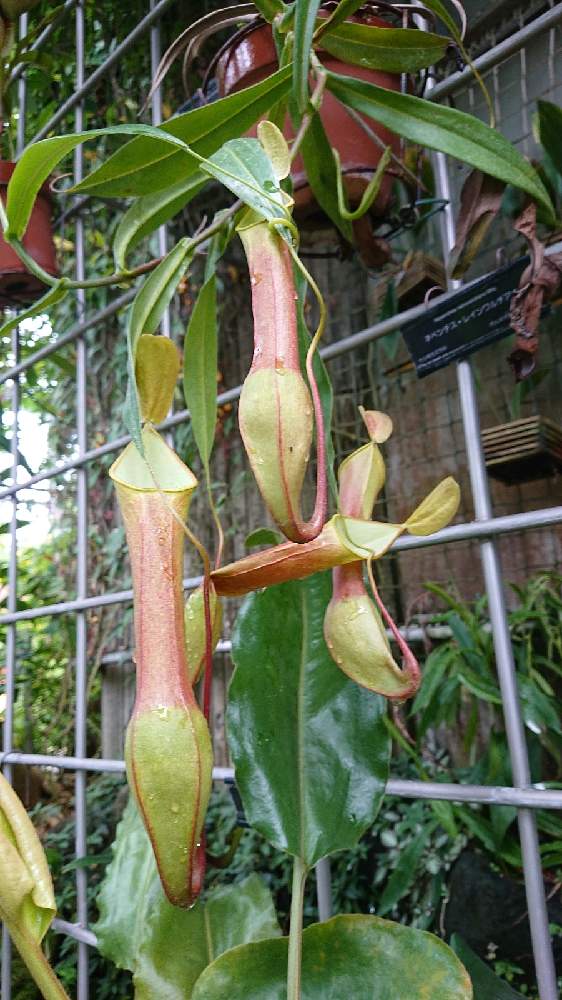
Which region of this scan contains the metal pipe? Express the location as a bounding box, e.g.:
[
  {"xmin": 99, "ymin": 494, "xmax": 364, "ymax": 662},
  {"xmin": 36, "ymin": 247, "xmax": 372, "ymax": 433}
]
[
  {"xmin": 429, "ymin": 3, "xmax": 562, "ymax": 104},
  {"xmin": 27, "ymin": 0, "xmax": 178, "ymax": 145},
  {"xmin": 1, "ymin": 19, "xmax": 27, "ymax": 995},
  {"xmin": 0, "ymin": 289, "xmax": 136, "ymax": 386},
  {"xmin": 51, "ymin": 919, "xmax": 98, "ymax": 949},
  {"xmin": 433, "ymin": 137, "xmax": 559, "ymax": 999},
  {"xmin": 8, "ymin": 0, "xmax": 79, "ymax": 87},
  {"xmin": 74, "ymin": 6, "xmax": 89, "ymax": 994},
  {"xmin": 2, "ymin": 752, "xmax": 562, "ymax": 810},
  {"xmin": 4, "ymin": 233, "xmax": 562, "ymax": 495},
  {"xmin": 315, "ymin": 859, "xmax": 333, "ymax": 921},
  {"xmin": 2, "ymin": 505, "xmax": 562, "ymax": 626}
]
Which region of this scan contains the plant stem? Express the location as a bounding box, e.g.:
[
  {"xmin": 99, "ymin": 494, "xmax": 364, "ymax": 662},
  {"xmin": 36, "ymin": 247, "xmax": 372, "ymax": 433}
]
[
  {"xmin": 7, "ymin": 923, "xmax": 71, "ymax": 1000},
  {"xmin": 1, "ymin": 194, "xmax": 242, "ymax": 294},
  {"xmin": 287, "ymin": 856, "xmax": 308, "ymax": 1000}
]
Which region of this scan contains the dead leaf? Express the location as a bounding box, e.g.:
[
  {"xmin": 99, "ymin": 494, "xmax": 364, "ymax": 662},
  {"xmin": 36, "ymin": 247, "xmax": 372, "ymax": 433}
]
[
  {"xmin": 508, "ymin": 201, "xmax": 562, "ymax": 379},
  {"xmin": 450, "ymin": 169, "xmax": 505, "ymax": 278}
]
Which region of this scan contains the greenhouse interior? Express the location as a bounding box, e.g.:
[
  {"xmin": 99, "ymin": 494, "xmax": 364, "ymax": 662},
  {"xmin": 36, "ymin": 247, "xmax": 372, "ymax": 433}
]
[{"xmin": 1, "ymin": 0, "xmax": 562, "ymax": 998}]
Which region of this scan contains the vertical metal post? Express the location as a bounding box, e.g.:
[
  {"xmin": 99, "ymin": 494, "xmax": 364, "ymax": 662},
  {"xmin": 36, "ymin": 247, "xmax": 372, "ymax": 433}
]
[
  {"xmin": 315, "ymin": 858, "xmax": 333, "ymax": 922},
  {"xmin": 1, "ymin": 18, "xmax": 27, "ymax": 995},
  {"xmin": 74, "ymin": 3, "xmax": 89, "ymax": 996},
  {"xmin": 433, "ymin": 151, "xmax": 559, "ymax": 1000},
  {"xmin": 150, "ymin": 0, "xmax": 170, "ymax": 336}
]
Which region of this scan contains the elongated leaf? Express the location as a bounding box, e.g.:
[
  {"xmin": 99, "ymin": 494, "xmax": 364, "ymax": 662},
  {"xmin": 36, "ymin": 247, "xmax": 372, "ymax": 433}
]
[
  {"xmin": 378, "ymin": 824, "xmax": 436, "ymax": 915},
  {"xmin": 294, "ymin": 0, "xmax": 322, "ymax": 112},
  {"xmin": 93, "ymin": 799, "xmax": 158, "ymax": 970},
  {"xmin": 299, "ymin": 111, "xmax": 354, "ymax": 243},
  {"xmin": 113, "ymin": 173, "xmax": 207, "ymax": 271},
  {"xmin": 450, "ymin": 934, "xmax": 525, "ymax": 999},
  {"xmin": 204, "ymin": 137, "xmax": 290, "ymax": 223},
  {"xmin": 326, "ymin": 73, "xmax": 555, "ymax": 221},
  {"xmin": 124, "ymin": 241, "xmax": 191, "ymax": 449},
  {"xmin": 419, "ymin": 0, "xmax": 463, "ymax": 42},
  {"xmin": 227, "ymin": 573, "xmax": 389, "ymax": 866},
  {"xmin": 74, "ymin": 66, "xmax": 292, "ymax": 199},
  {"xmin": 0, "ymin": 280, "xmax": 69, "ymax": 339},
  {"xmin": 193, "ymin": 914, "xmax": 473, "ymax": 999},
  {"xmin": 537, "ymin": 99, "xmax": 562, "ymax": 179},
  {"xmin": 313, "ymin": 0, "xmax": 364, "ymax": 36},
  {"xmin": 322, "ymin": 24, "xmax": 450, "ymax": 73},
  {"xmin": 254, "ymin": 0, "xmax": 284, "ymax": 17},
  {"xmin": 183, "ymin": 274, "xmax": 217, "ymax": 472},
  {"xmin": 4, "ymin": 124, "xmax": 198, "ymax": 241}
]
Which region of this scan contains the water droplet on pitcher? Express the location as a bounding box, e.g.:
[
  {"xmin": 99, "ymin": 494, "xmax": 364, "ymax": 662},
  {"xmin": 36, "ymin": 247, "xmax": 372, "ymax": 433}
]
[{"xmin": 170, "ymin": 802, "xmax": 180, "ymax": 814}]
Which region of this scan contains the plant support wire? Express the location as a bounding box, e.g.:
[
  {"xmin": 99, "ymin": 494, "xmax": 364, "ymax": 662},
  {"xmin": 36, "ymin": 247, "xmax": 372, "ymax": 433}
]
[{"xmin": 2, "ymin": 5, "xmax": 562, "ymax": 999}]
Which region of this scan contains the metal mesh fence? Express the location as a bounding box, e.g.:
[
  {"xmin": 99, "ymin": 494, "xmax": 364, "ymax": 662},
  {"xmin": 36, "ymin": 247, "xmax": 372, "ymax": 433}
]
[{"xmin": 1, "ymin": 3, "xmax": 562, "ymax": 998}]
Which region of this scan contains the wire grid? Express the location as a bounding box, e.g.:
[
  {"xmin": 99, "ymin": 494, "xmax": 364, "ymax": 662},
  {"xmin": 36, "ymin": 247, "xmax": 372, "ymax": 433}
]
[{"xmin": 1, "ymin": 4, "xmax": 562, "ymax": 999}]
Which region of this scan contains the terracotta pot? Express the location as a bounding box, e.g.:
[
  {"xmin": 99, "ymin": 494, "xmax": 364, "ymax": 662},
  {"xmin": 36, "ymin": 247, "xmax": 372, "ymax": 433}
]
[
  {"xmin": 0, "ymin": 162, "xmax": 58, "ymax": 308},
  {"xmin": 215, "ymin": 11, "xmax": 402, "ymax": 229}
]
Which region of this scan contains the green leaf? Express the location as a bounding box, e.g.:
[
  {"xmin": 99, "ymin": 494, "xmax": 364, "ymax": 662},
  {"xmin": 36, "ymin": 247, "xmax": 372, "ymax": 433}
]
[
  {"xmin": 253, "ymin": 0, "xmax": 285, "ymax": 20},
  {"xmin": 326, "ymin": 73, "xmax": 555, "ymax": 221},
  {"xmin": 293, "ymin": 0, "xmax": 322, "ymax": 112},
  {"xmin": 192, "ymin": 914, "xmax": 473, "ymax": 999},
  {"xmin": 378, "ymin": 824, "xmax": 436, "ymax": 916},
  {"xmin": 537, "ymin": 100, "xmax": 562, "ymax": 179},
  {"xmin": 418, "ymin": 0, "xmax": 463, "ymax": 42},
  {"xmin": 457, "ymin": 667, "xmax": 502, "ymax": 705},
  {"xmin": 92, "ymin": 799, "xmax": 158, "ymax": 970},
  {"xmin": 183, "ymin": 274, "xmax": 217, "ymax": 473},
  {"xmin": 94, "ymin": 799, "xmax": 280, "ymax": 998},
  {"xmin": 0, "ymin": 280, "xmax": 69, "ymax": 339},
  {"xmin": 204, "ymin": 137, "xmax": 290, "ymax": 223},
  {"xmin": 73, "ymin": 66, "xmax": 292, "ymax": 199},
  {"xmin": 227, "ymin": 573, "xmax": 390, "ymax": 866},
  {"xmin": 322, "ymin": 24, "xmax": 450, "ymax": 73},
  {"xmin": 244, "ymin": 527, "xmax": 284, "ymax": 549},
  {"xmin": 124, "ymin": 241, "xmax": 190, "ymax": 449},
  {"xmin": 134, "ymin": 874, "xmax": 281, "ymax": 1000},
  {"xmin": 4, "ymin": 123, "xmax": 198, "ymax": 241},
  {"xmin": 450, "ymin": 934, "xmax": 525, "ymax": 999},
  {"xmin": 313, "ymin": 0, "xmax": 364, "ymax": 36},
  {"xmin": 113, "ymin": 173, "xmax": 207, "ymax": 270},
  {"xmin": 299, "ymin": 111, "xmax": 354, "ymax": 243}
]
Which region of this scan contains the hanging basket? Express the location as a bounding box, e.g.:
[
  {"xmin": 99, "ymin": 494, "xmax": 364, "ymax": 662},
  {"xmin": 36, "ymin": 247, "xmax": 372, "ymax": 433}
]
[
  {"xmin": 214, "ymin": 10, "xmax": 402, "ymax": 233},
  {"xmin": 0, "ymin": 162, "xmax": 58, "ymax": 308}
]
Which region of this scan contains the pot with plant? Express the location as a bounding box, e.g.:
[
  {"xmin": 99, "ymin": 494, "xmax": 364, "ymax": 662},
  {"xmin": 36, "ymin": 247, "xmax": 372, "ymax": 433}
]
[
  {"xmin": 0, "ymin": 0, "xmax": 57, "ymax": 307},
  {"xmin": 0, "ymin": 0, "xmax": 557, "ymax": 996}
]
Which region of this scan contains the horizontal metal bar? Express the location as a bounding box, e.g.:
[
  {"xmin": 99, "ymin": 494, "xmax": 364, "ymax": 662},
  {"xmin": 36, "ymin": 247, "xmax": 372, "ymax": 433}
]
[
  {"xmin": 0, "ymin": 290, "xmax": 136, "ymax": 387},
  {"xmin": 51, "ymin": 919, "xmax": 98, "ymax": 948},
  {"xmin": 430, "ymin": 4, "xmax": 562, "ymax": 104},
  {"xmin": 3, "ymin": 752, "xmax": 561, "ymax": 809},
  {"xmin": 393, "ymin": 505, "xmax": 562, "ymax": 551},
  {"xmin": 0, "ymin": 574, "xmax": 203, "ymax": 624},
  {"xmin": 2, "ymin": 506, "xmax": 561, "ymax": 626},
  {"xmin": 28, "ymin": 0, "xmax": 178, "ymax": 145},
  {"xmin": 5, "ymin": 239, "xmax": 561, "ymax": 495}
]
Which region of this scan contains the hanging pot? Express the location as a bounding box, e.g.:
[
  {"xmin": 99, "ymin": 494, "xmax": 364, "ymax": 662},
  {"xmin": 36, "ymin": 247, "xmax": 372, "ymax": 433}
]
[
  {"xmin": 214, "ymin": 8, "xmax": 402, "ymax": 233},
  {"xmin": 0, "ymin": 162, "xmax": 58, "ymax": 308}
]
